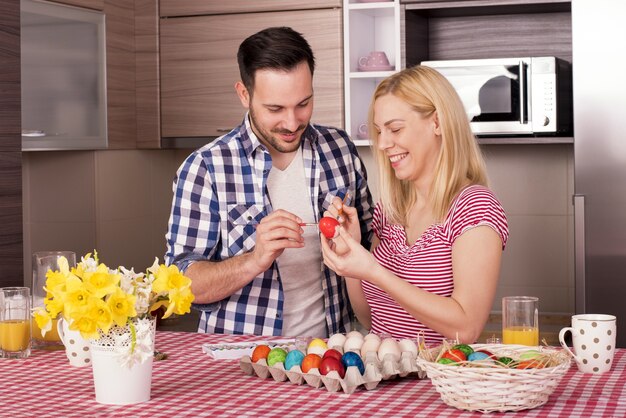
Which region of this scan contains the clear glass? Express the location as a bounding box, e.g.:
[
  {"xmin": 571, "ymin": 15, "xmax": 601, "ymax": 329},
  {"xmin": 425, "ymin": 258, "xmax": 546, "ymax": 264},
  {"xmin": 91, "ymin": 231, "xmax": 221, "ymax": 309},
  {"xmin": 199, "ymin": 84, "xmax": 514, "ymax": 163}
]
[
  {"xmin": 31, "ymin": 251, "xmax": 76, "ymax": 349},
  {"xmin": 502, "ymin": 296, "xmax": 539, "ymax": 346},
  {"xmin": 0, "ymin": 287, "xmax": 32, "ymax": 359}
]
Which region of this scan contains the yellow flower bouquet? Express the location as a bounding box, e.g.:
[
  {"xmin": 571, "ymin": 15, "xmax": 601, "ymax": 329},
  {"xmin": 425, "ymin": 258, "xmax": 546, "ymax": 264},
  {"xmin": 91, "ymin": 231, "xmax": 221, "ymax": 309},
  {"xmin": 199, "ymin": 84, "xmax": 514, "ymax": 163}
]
[{"xmin": 33, "ymin": 251, "xmax": 194, "ymax": 366}]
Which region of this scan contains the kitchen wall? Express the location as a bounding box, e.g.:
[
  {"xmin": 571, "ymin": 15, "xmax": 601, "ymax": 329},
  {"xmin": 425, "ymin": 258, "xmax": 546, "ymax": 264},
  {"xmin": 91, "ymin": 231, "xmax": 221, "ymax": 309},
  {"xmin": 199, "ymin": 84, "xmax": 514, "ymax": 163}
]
[
  {"xmin": 23, "ymin": 143, "xmax": 574, "ymax": 316},
  {"xmin": 22, "ymin": 148, "xmax": 188, "ymax": 282}
]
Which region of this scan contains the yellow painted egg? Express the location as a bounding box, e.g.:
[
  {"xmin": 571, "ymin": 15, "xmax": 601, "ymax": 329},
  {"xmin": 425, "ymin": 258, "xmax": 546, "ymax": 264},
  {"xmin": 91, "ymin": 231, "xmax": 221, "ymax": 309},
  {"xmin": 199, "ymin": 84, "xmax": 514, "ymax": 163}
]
[{"xmin": 307, "ymin": 338, "xmax": 328, "ymax": 356}]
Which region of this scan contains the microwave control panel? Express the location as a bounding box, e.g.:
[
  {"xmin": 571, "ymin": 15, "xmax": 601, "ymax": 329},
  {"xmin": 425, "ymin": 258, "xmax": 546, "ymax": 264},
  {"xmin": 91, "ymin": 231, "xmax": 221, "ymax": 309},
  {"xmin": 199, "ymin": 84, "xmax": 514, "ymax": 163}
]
[{"xmin": 531, "ymin": 58, "xmax": 558, "ymax": 132}]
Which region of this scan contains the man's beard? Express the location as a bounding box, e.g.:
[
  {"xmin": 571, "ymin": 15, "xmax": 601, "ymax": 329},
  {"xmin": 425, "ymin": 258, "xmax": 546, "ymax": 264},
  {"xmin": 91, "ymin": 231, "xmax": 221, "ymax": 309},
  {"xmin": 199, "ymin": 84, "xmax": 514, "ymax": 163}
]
[{"xmin": 249, "ymin": 107, "xmax": 307, "ymax": 154}]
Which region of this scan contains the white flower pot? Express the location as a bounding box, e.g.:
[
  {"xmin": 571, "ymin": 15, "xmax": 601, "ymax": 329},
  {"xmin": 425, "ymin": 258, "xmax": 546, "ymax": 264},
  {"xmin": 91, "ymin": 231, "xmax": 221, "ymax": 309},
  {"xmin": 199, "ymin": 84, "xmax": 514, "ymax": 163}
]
[
  {"xmin": 91, "ymin": 349, "xmax": 153, "ymax": 405},
  {"xmin": 89, "ymin": 317, "xmax": 156, "ymax": 405}
]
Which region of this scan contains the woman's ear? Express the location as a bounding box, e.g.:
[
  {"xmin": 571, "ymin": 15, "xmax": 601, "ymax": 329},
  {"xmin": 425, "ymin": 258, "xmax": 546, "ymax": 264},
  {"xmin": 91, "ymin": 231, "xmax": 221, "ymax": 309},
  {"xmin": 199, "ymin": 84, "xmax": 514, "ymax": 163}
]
[{"xmin": 432, "ymin": 111, "xmax": 442, "ymax": 136}]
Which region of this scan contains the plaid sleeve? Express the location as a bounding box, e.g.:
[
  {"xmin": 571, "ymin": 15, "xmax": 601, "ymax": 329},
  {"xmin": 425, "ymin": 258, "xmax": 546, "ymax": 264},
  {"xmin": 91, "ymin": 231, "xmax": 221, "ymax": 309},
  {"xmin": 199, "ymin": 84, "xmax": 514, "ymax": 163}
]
[{"xmin": 165, "ymin": 151, "xmax": 221, "ymax": 272}]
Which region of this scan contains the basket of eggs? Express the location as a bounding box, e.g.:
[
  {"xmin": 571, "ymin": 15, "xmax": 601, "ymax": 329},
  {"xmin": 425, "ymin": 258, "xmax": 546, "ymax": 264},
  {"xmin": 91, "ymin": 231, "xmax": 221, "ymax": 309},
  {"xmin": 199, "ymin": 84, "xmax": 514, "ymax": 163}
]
[{"xmin": 416, "ymin": 342, "xmax": 571, "ymax": 413}]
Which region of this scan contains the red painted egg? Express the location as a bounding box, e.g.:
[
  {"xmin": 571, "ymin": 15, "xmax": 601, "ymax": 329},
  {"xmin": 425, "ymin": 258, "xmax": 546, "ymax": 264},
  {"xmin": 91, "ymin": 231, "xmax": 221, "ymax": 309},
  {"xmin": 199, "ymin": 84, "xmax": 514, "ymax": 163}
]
[{"xmin": 319, "ymin": 356, "xmax": 346, "ymax": 378}]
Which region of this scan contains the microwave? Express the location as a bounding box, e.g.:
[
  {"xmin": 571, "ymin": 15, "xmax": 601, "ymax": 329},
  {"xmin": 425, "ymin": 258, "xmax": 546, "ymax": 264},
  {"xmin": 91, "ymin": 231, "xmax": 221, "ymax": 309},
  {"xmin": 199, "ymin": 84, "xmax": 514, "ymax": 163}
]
[{"xmin": 421, "ymin": 57, "xmax": 572, "ymax": 136}]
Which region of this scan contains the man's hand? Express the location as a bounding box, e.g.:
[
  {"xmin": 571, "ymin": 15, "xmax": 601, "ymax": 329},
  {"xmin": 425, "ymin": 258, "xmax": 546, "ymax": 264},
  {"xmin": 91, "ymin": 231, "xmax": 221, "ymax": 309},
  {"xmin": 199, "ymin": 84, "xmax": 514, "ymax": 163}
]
[{"xmin": 251, "ymin": 209, "xmax": 305, "ymax": 272}]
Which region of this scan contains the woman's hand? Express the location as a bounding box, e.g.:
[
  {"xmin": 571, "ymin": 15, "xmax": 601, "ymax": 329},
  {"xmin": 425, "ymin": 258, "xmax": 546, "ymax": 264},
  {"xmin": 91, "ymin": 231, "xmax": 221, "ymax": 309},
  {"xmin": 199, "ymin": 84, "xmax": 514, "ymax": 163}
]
[
  {"xmin": 321, "ymin": 226, "xmax": 380, "ymax": 284},
  {"xmin": 325, "ymin": 195, "xmax": 361, "ymax": 243}
]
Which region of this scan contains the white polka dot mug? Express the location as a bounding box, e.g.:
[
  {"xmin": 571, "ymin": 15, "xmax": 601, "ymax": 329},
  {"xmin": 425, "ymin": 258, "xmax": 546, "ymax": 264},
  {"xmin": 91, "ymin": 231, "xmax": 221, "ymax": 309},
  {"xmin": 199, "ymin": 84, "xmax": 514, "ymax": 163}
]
[
  {"xmin": 57, "ymin": 317, "xmax": 92, "ymax": 367},
  {"xmin": 559, "ymin": 314, "xmax": 616, "ymax": 374}
]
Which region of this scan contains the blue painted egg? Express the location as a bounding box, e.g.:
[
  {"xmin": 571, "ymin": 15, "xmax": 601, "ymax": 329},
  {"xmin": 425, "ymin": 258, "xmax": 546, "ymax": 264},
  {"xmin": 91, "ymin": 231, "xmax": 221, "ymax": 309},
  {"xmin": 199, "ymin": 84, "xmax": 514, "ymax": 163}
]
[
  {"xmin": 341, "ymin": 351, "xmax": 365, "ymax": 375},
  {"xmin": 467, "ymin": 351, "xmax": 490, "ymax": 362},
  {"xmin": 284, "ymin": 349, "xmax": 305, "ymax": 371}
]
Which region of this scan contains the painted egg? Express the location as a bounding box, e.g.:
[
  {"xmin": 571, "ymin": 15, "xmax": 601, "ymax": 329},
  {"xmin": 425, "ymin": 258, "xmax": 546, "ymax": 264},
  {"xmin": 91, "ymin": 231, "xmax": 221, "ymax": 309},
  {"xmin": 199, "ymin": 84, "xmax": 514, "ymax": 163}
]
[
  {"xmin": 519, "ymin": 350, "xmax": 542, "ymax": 360},
  {"xmin": 398, "ymin": 338, "xmax": 418, "ymax": 356},
  {"xmin": 322, "ymin": 348, "xmax": 343, "ymax": 362},
  {"xmin": 476, "ymin": 349, "xmax": 496, "ymax": 359},
  {"xmin": 320, "ymin": 356, "xmax": 346, "ymax": 378},
  {"xmin": 301, "ymin": 353, "xmax": 322, "ymax": 373},
  {"xmin": 307, "ymin": 338, "xmax": 328, "ymax": 356},
  {"xmin": 452, "ymin": 344, "xmax": 474, "ymax": 358},
  {"xmin": 360, "ymin": 338, "xmax": 381, "ymax": 358},
  {"xmin": 441, "ymin": 348, "xmax": 467, "ymax": 362},
  {"xmin": 327, "ymin": 333, "xmax": 347, "ymax": 350},
  {"xmin": 267, "ymin": 347, "xmax": 288, "ymax": 367},
  {"xmin": 284, "ymin": 349, "xmax": 305, "ymax": 371},
  {"xmin": 467, "ymin": 351, "xmax": 490, "ymax": 362},
  {"xmin": 516, "ymin": 359, "xmax": 545, "ymax": 369},
  {"xmin": 251, "ymin": 344, "xmax": 271, "ymax": 363},
  {"xmin": 377, "ymin": 338, "xmax": 401, "ymax": 362},
  {"xmin": 341, "ymin": 351, "xmax": 365, "ymax": 375},
  {"xmin": 343, "ymin": 335, "xmax": 364, "ymax": 353}
]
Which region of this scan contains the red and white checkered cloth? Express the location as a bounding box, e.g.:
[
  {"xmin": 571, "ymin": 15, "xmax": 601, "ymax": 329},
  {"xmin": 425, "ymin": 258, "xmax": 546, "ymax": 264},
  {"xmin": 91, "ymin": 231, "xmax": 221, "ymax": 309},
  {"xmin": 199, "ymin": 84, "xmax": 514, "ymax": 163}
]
[{"xmin": 1, "ymin": 332, "xmax": 625, "ymax": 417}]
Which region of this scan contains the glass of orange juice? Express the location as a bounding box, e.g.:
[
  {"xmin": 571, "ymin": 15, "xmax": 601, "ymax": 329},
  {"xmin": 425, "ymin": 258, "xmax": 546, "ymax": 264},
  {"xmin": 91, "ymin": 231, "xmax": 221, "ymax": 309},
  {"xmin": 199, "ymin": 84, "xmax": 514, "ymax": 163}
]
[
  {"xmin": 502, "ymin": 296, "xmax": 539, "ymax": 346},
  {"xmin": 31, "ymin": 251, "xmax": 76, "ymax": 349},
  {"xmin": 0, "ymin": 287, "xmax": 31, "ymax": 359}
]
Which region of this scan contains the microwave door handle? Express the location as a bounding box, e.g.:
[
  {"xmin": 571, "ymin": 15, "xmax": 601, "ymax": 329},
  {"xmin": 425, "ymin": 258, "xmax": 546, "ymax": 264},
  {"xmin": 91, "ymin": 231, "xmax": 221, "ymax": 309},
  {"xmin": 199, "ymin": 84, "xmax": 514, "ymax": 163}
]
[{"xmin": 518, "ymin": 62, "xmax": 526, "ymax": 124}]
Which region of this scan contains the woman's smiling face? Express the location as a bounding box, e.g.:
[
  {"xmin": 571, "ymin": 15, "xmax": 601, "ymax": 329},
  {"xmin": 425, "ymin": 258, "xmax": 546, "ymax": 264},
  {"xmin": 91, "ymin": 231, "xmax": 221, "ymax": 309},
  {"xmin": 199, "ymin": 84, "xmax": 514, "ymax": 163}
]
[{"xmin": 373, "ymin": 93, "xmax": 442, "ymax": 183}]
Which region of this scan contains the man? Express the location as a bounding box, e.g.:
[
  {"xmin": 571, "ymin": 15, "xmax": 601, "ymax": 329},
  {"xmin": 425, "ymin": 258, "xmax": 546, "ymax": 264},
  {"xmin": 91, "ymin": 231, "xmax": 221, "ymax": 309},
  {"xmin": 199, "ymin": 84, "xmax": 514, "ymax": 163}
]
[{"xmin": 165, "ymin": 27, "xmax": 373, "ymax": 336}]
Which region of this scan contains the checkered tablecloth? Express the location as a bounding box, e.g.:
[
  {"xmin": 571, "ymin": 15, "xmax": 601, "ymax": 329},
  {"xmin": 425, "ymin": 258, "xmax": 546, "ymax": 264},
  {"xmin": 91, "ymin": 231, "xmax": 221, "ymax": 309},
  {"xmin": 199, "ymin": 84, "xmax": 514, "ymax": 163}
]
[{"xmin": 1, "ymin": 331, "xmax": 626, "ymax": 417}]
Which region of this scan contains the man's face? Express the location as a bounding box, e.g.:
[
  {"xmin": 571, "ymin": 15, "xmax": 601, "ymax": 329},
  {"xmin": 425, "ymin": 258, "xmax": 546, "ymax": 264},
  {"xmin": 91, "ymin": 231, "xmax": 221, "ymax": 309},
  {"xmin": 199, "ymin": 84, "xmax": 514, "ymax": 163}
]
[{"xmin": 237, "ymin": 62, "xmax": 314, "ymax": 156}]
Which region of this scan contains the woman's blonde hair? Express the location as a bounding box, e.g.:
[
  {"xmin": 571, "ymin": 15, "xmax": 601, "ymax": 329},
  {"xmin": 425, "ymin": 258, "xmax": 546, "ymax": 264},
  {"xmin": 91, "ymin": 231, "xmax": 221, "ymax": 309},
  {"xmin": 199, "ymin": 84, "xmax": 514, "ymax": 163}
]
[{"xmin": 369, "ymin": 65, "xmax": 488, "ymax": 225}]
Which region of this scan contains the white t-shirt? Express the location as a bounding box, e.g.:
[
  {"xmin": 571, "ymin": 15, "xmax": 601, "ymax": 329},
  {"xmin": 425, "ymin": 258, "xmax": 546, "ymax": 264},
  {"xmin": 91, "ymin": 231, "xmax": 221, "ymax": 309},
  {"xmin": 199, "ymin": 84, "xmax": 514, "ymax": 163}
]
[{"xmin": 266, "ymin": 147, "xmax": 326, "ymax": 337}]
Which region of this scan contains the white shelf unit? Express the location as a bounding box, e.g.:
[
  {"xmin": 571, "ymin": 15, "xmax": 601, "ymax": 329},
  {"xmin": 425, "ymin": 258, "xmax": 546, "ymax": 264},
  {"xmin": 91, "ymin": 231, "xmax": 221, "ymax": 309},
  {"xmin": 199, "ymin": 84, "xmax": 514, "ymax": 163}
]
[{"xmin": 343, "ymin": 0, "xmax": 401, "ymax": 146}]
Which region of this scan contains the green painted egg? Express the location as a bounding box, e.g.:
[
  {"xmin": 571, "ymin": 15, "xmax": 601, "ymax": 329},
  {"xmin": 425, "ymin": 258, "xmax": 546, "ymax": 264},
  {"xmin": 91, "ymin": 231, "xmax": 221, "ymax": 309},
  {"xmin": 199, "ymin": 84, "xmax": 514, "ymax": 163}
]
[{"xmin": 267, "ymin": 347, "xmax": 288, "ymax": 367}]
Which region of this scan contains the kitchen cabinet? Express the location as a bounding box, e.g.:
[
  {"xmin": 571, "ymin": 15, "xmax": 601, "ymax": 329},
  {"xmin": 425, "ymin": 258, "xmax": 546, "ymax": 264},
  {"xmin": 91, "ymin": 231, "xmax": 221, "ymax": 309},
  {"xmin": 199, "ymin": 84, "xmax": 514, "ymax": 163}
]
[
  {"xmin": 160, "ymin": 8, "xmax": 343, "ymax": 139},
  {"xmin": 0, "ymin": 0, "xmax": 23, "ymax": 286},
  {"xmin": 401, "ymin": 0, "xmax": 572, "ymax": 144},
  {"xmin": 343, "ymin": 0, "xmax": 401, "ymax": 146},
  {"xmin": 159, "ymin": 0, "xmax": 341, "ymax": 17},
  {"xmin": 46, "ymin": 0, "xmax": 103, "ymax": 11}
]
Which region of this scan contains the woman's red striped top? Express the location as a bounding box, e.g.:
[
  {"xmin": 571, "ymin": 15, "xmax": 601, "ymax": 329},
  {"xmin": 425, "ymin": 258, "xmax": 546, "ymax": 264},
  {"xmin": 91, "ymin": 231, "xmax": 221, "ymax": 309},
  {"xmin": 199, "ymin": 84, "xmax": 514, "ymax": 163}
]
[{"xmin": 363, "ymin": 185, "xmax": 509, "ymax": 343}]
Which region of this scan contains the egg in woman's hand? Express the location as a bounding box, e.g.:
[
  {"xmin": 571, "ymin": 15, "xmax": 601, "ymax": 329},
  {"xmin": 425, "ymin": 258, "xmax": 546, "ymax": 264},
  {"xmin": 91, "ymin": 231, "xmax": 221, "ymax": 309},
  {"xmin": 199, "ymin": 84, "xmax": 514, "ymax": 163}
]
[
  {"xmin": 398, "ymin": 338, "xmax": 418, "ymax": 357},
  {"xmin": 327, "ymin": 333, "xmax": 346, "ymax": 351},
  {"xmin": 377, "ymin": 338, "xmax": 401, "ymax": 362},
  {"xmin": 307, "ymin": 338, "xmax": 328, "ymax": 356}
]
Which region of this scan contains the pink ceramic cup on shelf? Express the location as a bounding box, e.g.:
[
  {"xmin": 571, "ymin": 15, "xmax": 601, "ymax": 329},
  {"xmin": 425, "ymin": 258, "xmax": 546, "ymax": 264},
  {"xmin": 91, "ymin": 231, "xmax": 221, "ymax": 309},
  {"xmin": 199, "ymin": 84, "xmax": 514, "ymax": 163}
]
[{"xmin": 358, "ymin": 51, "xmax": 390, "ymax": 68}]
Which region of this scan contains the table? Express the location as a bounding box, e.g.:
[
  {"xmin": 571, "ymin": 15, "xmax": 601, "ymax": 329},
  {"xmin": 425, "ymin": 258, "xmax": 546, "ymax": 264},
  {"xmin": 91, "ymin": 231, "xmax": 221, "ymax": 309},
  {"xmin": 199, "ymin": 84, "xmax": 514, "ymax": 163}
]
[{"xmin": 1, "ymin": 332, "xmax": 625, "ymax": 417}]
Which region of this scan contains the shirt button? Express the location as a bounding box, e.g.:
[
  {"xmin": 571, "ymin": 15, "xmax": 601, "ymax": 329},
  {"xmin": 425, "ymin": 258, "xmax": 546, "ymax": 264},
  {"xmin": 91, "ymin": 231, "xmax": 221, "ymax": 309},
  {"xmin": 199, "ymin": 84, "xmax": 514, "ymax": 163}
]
[{"xmin": 276, "ymin": 313, "xmax": 281, "ymax": 318}]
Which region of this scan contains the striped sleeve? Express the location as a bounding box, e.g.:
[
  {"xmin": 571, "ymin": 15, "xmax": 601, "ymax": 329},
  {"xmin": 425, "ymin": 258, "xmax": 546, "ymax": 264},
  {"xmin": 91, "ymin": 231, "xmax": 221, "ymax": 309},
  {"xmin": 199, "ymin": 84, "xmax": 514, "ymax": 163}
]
[{"xmin": 447, "ymin": 186, "xmax": 509, "ymax": 249}]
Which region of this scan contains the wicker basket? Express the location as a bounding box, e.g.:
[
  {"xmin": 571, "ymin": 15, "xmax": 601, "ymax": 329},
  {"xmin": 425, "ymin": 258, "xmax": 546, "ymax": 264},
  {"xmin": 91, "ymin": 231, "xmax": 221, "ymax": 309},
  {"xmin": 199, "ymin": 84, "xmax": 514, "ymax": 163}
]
[{"xmin": 416, "ymin": 344, "xmax": 571, "ymax": 414}]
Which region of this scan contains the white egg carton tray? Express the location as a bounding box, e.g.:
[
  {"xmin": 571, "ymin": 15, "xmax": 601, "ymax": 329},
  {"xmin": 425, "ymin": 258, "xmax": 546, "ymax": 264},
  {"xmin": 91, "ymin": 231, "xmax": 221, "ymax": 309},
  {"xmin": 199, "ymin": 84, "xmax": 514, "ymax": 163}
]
[{"xmin": 239, "ymin": 350, "xmax": 426, "ymax": 395}]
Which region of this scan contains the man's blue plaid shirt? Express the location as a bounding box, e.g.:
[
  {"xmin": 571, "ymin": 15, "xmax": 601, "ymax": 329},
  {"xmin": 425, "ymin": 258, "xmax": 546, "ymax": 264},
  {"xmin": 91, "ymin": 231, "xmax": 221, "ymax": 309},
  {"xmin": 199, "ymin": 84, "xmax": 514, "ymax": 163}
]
[{"xmin": 165, "ymin": 115, "xmax": 374, "ymax": 335}]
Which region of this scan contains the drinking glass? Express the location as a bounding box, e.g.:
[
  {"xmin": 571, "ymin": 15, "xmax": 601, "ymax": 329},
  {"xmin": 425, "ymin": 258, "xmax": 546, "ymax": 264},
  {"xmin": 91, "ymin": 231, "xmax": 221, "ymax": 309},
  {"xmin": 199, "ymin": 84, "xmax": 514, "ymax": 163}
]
[
  {"xmin": 502, "ymin": 296, "xmax": 539, "ymax": 346},
  {"xmin": 0, "ymin": 287, "xmax": 32, "ymax": 358},
  {"xmin": 31, "ymin": 251, "xmax": 76, "ymax": 349}
]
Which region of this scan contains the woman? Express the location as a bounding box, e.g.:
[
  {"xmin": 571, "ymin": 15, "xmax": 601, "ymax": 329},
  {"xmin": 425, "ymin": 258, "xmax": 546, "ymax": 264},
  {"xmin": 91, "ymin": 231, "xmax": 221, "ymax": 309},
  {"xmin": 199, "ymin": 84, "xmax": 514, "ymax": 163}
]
[{"xmin": 321, "ymin": 65, "xmax": 508, "ymax": 344}]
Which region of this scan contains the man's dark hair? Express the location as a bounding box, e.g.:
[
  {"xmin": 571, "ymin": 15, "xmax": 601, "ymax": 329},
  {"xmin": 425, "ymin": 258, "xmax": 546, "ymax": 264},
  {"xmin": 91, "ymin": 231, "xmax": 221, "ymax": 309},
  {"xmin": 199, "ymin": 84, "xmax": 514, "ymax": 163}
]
[{"xmin": 237, "ymin": 27, "xmax": 315, "ymax": 93}]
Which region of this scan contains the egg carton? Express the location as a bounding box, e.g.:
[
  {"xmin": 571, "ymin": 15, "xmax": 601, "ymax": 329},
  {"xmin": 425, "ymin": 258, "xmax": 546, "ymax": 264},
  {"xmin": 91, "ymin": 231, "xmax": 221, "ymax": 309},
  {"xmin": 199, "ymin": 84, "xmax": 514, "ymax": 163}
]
[{"xmin": 239, "ymin": 350, "xmax": 426, "ymax": 395}]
